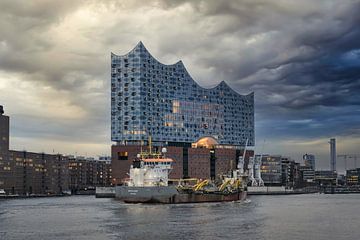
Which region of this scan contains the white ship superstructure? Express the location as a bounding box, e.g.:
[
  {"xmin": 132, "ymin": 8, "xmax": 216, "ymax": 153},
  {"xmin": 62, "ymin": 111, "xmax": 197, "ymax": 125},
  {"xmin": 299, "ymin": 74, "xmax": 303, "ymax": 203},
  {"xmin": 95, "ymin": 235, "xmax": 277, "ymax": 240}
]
[{"xmin": 127, "ymin": 157, "xmax": 173, "ymax": 187}]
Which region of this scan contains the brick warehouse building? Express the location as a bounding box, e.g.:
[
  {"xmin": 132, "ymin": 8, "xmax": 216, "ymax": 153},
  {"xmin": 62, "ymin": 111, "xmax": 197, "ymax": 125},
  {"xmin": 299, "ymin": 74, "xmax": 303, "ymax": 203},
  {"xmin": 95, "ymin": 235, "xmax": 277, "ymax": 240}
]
[
  {"xmin": 0, "ymin": 105, "xmax": 10, "ymax": 192},
  {"xmin": 0, "ymin": 105, "xmax": 112, "ymax": 195},
  {"xmin": 68, "ymin": 156, "xmax": 112, "ymax": 193},
  {"xmin": 8, "ymin": 150, "xmax": 69, "ymax": 195},
  {"xmin": 111, "ymin": 42, "xmax": 255, "ymax": 184}
]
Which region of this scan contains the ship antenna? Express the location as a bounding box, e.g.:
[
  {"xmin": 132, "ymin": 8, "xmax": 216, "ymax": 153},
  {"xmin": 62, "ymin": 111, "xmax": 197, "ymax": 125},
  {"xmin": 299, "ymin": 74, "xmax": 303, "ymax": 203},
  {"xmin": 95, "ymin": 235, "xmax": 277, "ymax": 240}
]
[
  {"xmin": 148, "ymin": 135, "xmax": 152, "ymax": 154},
  {"xmin": 140, "ymin": 140, "xmax": 143, "ymax": 155},
  {"xmin": 242, "ymin": 138, "xmax": 249, "ymax": 160}
]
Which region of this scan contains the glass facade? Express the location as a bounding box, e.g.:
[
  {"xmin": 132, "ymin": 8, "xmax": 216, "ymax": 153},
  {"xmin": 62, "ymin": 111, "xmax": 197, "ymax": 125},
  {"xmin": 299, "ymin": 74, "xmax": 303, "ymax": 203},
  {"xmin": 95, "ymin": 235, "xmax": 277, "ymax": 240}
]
[{"xmin": 111, "ymin": 42, "xmax": 254, "ymax": 146}]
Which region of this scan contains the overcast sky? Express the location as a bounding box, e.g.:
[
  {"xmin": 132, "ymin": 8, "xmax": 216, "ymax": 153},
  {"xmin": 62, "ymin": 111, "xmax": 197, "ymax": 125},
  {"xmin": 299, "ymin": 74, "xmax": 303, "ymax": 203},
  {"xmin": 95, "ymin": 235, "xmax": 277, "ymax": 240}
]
[{"xmin": 0, "ymin": 0, "xmax": 359, "ymax": 171}]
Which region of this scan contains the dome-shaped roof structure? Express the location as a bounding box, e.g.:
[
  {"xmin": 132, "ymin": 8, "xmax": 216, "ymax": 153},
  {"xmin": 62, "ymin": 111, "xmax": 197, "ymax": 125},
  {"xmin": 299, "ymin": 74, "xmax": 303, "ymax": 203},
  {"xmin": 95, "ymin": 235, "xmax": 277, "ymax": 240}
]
[{"xmin": 193, "ymin": 137, "xmax": 219, "ymax": 149}]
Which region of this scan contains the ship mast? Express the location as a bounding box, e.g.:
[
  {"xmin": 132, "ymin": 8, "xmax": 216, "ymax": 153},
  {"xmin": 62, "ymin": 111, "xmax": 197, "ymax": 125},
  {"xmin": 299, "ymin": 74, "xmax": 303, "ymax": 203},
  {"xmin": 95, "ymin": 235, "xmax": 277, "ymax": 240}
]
[
  {"xmin": 242, "ymin": 138, "xmax": 248, "ymax": 161},
  {"xmin": 140, "ymin": 140, "xmax": 143, "ymax": 155},
  {"xmin": 148, "ymin": 135, "xmax": 152, "ymax": 154}
]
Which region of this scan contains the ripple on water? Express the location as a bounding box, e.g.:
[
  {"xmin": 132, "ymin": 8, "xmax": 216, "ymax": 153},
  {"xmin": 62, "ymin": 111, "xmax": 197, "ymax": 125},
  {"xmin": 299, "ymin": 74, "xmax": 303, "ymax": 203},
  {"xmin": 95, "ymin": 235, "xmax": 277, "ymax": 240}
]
[{"xmin": 1, "ymin": 195, "xmax": 360, "ymax": 240}]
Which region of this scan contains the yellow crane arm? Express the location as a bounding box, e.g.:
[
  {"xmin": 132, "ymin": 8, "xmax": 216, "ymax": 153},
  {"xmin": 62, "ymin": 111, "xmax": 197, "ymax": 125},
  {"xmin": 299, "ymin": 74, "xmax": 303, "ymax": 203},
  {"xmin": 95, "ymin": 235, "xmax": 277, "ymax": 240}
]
[
  {"xmin": 193, "ymin": 180, "xmax": 209, "ymax": 191},
  {"xmin": 219, "ymin": 179, "xmax": 231, "ymax": 191},
  {"xmin": 232, "ymin": 179, "xmax": 241, "ymax": 189}
]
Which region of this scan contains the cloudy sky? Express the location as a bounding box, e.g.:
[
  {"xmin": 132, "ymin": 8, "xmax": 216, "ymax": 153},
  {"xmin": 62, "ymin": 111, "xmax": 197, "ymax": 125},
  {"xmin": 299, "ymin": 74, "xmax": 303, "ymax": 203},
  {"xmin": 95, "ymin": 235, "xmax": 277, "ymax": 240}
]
[{"xmin": 0, "ymin": 0, "xmax": 359, "ymax": 171}]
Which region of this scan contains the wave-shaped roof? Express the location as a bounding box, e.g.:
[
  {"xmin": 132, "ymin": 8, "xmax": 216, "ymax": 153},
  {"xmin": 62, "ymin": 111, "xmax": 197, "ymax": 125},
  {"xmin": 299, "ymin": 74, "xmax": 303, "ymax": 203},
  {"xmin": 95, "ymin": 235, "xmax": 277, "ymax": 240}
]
[{"xmin": 112, "ymin": 41, "xmax": 253, "ymax": 98}]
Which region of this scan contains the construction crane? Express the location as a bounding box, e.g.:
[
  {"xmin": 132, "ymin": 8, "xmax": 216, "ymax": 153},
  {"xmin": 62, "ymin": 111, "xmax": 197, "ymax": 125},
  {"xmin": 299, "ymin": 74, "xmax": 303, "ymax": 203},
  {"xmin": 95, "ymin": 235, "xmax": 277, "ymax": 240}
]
[
  {"xmin": 337, "ymin": 155, "xmax": 349, "ymax": 170},
  {"xmin": 349, "ymin": 155, "xmax": 359, "ymax": 169},
  {"xmin": 338, "ymin": 154, "xmax": 360, "ymax": 170}
]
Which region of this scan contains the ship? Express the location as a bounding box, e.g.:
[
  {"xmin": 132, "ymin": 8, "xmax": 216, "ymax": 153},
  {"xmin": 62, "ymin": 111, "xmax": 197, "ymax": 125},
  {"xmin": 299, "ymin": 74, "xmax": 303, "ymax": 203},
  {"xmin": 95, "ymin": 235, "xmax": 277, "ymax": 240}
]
[{"xmin": 115, "ymin": 142, "xmax": 248, "ymax": 204}]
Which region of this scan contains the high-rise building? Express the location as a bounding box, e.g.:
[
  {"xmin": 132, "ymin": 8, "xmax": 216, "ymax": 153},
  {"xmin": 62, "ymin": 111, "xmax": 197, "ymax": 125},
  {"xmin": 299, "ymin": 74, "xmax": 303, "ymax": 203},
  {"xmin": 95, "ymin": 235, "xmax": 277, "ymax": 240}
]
[
  {"xmin": 329, "ymin": 138, "xmax": 336, "ymax": 171},
  {"xmin": 0, "ymin": 105, "xmax": 9, "ymax": 151},
  {"xmin": 111, "ymin": 42, "xmax": 254, "ymax": 146},
  {"xmin": 303, "ymin": 153, "xmax": 315, "ymax": 170},
  {"xmin": 0, "ymin": 105, "xmax": 11, "ymax": 192},
  {"xmin": 110, "ymin": 42, "xmax": 255, "ymax": 183}
]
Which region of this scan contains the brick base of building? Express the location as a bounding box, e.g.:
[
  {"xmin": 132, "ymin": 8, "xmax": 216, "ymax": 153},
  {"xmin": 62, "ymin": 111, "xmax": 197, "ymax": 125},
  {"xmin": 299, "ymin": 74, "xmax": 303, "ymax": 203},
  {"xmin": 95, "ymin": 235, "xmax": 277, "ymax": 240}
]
[{"xmin": 111, "ymin": 144, "xmax": 254, "ymax": 184}]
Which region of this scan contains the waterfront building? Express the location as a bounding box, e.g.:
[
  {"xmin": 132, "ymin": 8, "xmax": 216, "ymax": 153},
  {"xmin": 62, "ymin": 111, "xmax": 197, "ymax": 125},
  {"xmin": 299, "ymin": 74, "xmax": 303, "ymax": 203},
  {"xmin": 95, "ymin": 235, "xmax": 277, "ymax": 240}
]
[
  {"xmin": 0, "ymin": 106, "xmax": 112, "ymax": 195},
  {"xmin": 314, "ymin": 170, "xmax": 337, "ymax": 186},
  {"xmin": 111, "ymin": 42, "xmax": 254, "ymax": 146},
  {"xmin": 0, "ymin": 105, "xmax": 11, "ymax": 193},
  {"xmin": 303, "ymin": 153, "xmax": 315, "ymax": 170},
  {"xmin": 281, "ymin": 157, "xmax": 301, "ymax": 188},
  {"xmin": 68, "ymin": 156, "xmax": 112, "ymax": 193},
  {"xmin": 259, "ymin": 155, "xmax": 303, "ymax": 187},
  {"xmin": 8, "ymin": 150, "xmax": 69, "ymax": 195},
  {"xmin": 111, "ymin": 42, "xmax": 255, "ymax": 183},
  {"xmin": 300, "ymin": 166, "xmax": 315, "ymax": 185},
  {"xmin": 346, "ymin": 168, "xmax": 360, "ymax": 185},
  {"xmin": 260, "ymin": 155, "xmax": 283, "ymax": 186},
  {"xmin": 0, "ymin": 105, "xmax": 70, "ymax": 195},
  {"xmin": 337, "ymin": 174, "xmax": 346, "ymax": 186}
]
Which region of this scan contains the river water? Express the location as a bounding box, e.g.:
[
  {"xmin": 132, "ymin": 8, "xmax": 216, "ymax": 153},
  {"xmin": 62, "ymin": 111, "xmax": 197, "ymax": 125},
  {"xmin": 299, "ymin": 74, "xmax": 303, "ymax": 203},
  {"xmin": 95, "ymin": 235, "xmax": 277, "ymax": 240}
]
[{"xmin": 0, "ymin": 194, "xmax": 359, "ymax": 240}]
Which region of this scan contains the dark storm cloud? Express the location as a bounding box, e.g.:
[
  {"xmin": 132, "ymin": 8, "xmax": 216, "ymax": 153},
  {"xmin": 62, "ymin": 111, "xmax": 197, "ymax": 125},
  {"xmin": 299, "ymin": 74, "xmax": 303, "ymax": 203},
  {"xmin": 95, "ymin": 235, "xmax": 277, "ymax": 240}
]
[
  {"xmin": 0, "ymin": 0, "xmax": 359, "ymax": 157},
  {"xmin": 172, "ymin": 0, "xmax": 360, "ymax": 143}
]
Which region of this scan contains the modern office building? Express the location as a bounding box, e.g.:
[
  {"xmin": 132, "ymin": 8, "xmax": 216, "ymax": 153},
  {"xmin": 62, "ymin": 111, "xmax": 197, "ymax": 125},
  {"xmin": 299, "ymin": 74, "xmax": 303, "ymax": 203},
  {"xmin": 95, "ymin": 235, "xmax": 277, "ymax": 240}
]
[
  {"xmin": 300, "ymin": 166, "xmax": 315, "ymax": 185},
  {"xmin": 314, "ymin": 170, "xmax": 337, "ymax": 186},
  {"xmin": 303, "ymin": 153, "xmax": 315, "ymax": 170},
  {"xmin": 281, "ymin": 157, "xmax": 301, "ymax": 188},
  {"xmin": 346, "ymin": 168, "xmax": 360, "ymax": 185},
  {"xmin": 259, "ymin": 155, "xmax": 303, "ymax": 187},
  {"xmin": 111, "ymin": 42, "xmax": 255, "ymax": 183},
  {"xmin": 259, "ymin": 155, "xmax": 283, "ymax": 186}
]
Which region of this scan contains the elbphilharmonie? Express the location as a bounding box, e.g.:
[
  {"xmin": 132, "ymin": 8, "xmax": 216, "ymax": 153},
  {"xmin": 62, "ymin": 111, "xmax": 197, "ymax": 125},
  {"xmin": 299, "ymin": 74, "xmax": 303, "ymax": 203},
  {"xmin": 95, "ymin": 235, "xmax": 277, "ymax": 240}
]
[{"xmin": 111, "ymin": 42, "xmax": 254, "ymax": 183}]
